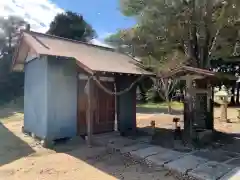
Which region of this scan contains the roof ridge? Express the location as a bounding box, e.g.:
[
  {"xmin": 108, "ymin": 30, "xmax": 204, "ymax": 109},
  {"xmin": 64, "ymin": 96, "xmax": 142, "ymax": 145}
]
[{"xmin": 22, "ymin": 30, "xmax": 116, "ymax": 52}]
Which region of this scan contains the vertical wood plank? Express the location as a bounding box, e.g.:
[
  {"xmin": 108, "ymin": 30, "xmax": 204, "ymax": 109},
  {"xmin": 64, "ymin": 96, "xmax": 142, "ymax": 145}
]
[
  {"xmin": 86, "ymin": 78, "xmax": 93, "ymax": 147},
  {"xmin": 114, "ymin": 81, "xmax": 118, "ymax": 131},
  {"xmin": 184, "ymin": 76, "xmax": 193, "ymax": 138}
]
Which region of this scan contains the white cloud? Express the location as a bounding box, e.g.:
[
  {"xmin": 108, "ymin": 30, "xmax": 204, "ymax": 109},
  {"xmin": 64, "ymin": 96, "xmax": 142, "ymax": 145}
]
[
  {"xmin": 90, "ymin": 39, "xmax": 113, "ymax": 48},
  {"xmin": 0, "ymin": 0, "xmax": 63, "ymax": 33},
  {"xmin": 92, "ymin": 32, "xmax": 114, "ymax": 48},
  {"xmin": 98, "ymin": 32, "xmax": 113, "ymax": 40},
  {"xmin": 0, "ymin": 0, "xmax": 110, "ymax": 47}
]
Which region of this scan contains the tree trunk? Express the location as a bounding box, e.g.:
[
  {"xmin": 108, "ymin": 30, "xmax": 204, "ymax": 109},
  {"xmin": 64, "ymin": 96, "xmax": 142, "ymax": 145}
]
[
  {"xmin": 236, "ymin": 83, "xmax": 240, "ymax": 105},
  {"xmin": 180, "ymin": 88, "xmax": 184, "ymax": 102},
  {"xmin": 166, "ymin": 96, "xmax": 172, "ymax": 114},
  {"xmin": 138, "ymin": 84, "xmax": 147, "ymax": 103},
  {"xmin": 230, "ymin": 84, "xmax": 236, "ymax": 105}
]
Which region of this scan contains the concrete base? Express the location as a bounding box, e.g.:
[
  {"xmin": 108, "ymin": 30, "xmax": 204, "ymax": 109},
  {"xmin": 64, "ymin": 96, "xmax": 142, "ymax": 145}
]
[
  {"xmin": 165, "ymin": 155, "xmax": 208, "ymax": 174},
  {"xmin": 146, "ymin": 150, "xmax": 184, "ymax": 166},
  {"xmin": 130, "ymin": 146, "xmax": 167, "ymax": 160},
  {"xmin": 109, "ymin": 138, "xmax": 137, "ymax": 150},
  {"xmin": 193, "ymin": 149, "xmax": 239, "ymax": 163},
  {"xmin": 120, "ymin": 143, "xmax": 151, "ymax": 154},
  {"xmin": 89, "ymin": 131, "xmax": 239, "ymax": 180},
  {"xmin": 93, "ymin": 133, "xmax": 138, "ymax": 152},
  {"xmin": 188, "ymin": 161, "xmax": 234, "ymax": 180}
]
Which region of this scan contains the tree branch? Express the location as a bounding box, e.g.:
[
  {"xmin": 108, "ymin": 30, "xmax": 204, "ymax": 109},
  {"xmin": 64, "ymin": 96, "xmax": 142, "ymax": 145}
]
[
  {"xmin": 208, "ymin": 28, "xmax": 221, "ymax": 56},
  {"xmin": 157, "ymin": 78, "xmax": 178, "ymax": 101},
  {"xmin": 208, "ymin": 2, "xmax": 228, "ymax": 57}
]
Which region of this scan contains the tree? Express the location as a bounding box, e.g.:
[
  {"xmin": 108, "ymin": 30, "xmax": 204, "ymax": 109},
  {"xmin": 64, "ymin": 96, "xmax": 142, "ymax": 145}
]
[
  {"xmin": 107, "ymin": 0, "xmax": 240, "ymax": 140},
  {"xmin": 107, "ymin": 0, "xmax": 240, "ymax": 68},
  {"xmin": 47, "ymin": 11, "xmax": 96, "ymax": 42},
  {"xmin": 155, "ymin": 51, "xmax": 187, "ymax": 113},
  {"xmin": 0, "ymin": 16, "xmax": 26, "ymax": 105},
  {"xmin": 0, "ymin": 16, "xmax": 26, "ymax": 57}
]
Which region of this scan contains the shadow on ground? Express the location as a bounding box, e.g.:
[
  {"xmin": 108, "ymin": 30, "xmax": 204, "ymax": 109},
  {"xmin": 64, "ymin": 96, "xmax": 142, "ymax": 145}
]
[
  {"xmin": 212, "ymin": 131, "xmax": 240, "ymax": 153},
  {"xmin": 138, "ymin": 126, "xmax": 240, "ymax": 152},
  {"xmin": 0, "ymin": 122, "xmax": 35, "ymax": 166},
  {"xmin": 52, "ymin": 136, "xmax": 172, "ymax": 180}
]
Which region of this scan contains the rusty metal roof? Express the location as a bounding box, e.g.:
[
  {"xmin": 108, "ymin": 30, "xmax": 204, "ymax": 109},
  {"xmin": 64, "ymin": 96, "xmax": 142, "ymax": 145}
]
[{"xmin": 13, "ymin": 31, "xmax": 153, "ymax": 75}]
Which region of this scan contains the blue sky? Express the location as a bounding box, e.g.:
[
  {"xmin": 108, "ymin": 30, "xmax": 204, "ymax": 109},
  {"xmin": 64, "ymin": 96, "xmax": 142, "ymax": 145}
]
[
  {"xmin": 51, "ymin": 0, "xmax": 136, "ymax": 40},
  {"xmin": 1, "ymin": 0, "xmax": 135, "ymax": 46}
]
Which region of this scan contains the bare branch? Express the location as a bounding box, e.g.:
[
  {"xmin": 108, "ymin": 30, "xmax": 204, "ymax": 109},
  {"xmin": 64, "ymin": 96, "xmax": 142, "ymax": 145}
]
[
  {"xmin": 208, "ymin": 2, "xmax": 228, "ymax": 56},
  {"xmin": 157, "ymin": 77, "xmax": 179, "ymax": 100},
  {"xmin": 208, "ymin": 28, "xmax": 221, "ymax": 56}
]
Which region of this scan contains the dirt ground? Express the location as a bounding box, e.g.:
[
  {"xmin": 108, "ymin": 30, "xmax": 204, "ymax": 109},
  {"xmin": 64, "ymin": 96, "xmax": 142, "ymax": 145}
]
[
  {"xmin": 0, "ymin": 109, "xmax": 177, "ymax": 180},
  {"xmin": 136, "ymin": 107, "xmax": 240, "ymax": 152},
  {"xmin": 0, "ymin": 107, "xmax": 239, "ymax": 180},
  {"xmin": 136, "ymin": 107, "xmax": 240, "ymax": 134}
]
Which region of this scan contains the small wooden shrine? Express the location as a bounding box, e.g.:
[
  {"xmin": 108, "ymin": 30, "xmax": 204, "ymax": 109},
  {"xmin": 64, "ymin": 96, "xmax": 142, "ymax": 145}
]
[{"xmin": 159, "ymin": 65, "xmax": 236, "ymax": 140}]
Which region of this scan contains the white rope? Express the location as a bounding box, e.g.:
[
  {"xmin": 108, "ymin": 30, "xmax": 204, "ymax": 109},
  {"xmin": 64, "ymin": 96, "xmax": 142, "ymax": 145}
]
[
  {"xmin": 84, "ymin": 75, "xmax": 93, "ymax": 95},
  {"xmin": 86, "ymin": 75, "xmax": 145, "ymax": 96}
]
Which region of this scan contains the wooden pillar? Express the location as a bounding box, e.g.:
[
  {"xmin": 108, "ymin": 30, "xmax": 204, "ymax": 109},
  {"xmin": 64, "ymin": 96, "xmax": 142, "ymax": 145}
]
[
  {"xmin": 86, "ymin": 78, "xmax": 93, "ymax": 147},
  {"xmin": 184, "ymin": 76, "xmax": 193, "ymax": 138},
  {"xmin": 206, "ymin": 85, "xmax": 214, "ymax": 130},
  {"xmin": 114, "ymin": 81, "xmax": 118, "ymax": 131}
]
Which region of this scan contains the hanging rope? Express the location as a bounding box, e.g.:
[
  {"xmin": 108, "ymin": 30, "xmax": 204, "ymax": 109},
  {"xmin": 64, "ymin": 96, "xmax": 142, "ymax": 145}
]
[
  {"xmin": 84, "ymin": 75, "xmax": 93, "ymax": 95},
  {"xmin": 84, "ymin": 74, "xmax": 146, "ymax": 96}
]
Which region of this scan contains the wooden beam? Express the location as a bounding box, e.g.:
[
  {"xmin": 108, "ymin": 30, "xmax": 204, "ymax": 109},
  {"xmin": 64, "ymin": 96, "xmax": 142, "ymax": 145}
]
[
  {"xmin": 114, "ymin": 80, "xmax": 118, "ymax": 131},
  {"xmin": 184, "ymin": 76, "xmax": 194, "ymax": 138},
  {"xmin": 86, "ymin": 78, "xmax": 93, "ymax": 147},
  {"xmin": 179, "ymin": 74, "xmax": 205, "ymax": 80}
]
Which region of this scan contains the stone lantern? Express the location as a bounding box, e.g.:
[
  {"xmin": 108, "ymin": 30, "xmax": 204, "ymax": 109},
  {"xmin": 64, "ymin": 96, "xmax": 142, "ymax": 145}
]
[{"xmin": 215, "ymin": 85, "xmax": 232, "ymax": 122}]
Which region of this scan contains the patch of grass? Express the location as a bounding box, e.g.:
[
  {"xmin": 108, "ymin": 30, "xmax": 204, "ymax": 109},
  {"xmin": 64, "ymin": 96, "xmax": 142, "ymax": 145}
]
[{"xmin": 137, "ymin": 101, "xmax": 183, "ymax": 110}]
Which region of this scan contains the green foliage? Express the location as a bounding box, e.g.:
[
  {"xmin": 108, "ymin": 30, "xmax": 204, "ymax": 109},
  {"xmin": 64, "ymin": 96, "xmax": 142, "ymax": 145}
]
[
  {"xmin": 0, "ymin": 16, "xmax": 26, "ymax": 55},
  {"xmin": 146, "ymin": 87, "xmax": 163, "ymax": 103},
  {"xmin": 120, "ymin": 0, "xmax": 146, "ymax": 16},
  {"xmin": 107, "ymin": 0, "xmax": 240, "ymax": 69},
  {"xmin": 47, "ymin": 11, "xmax": 96, "ymax": 42},
  {"xmin": 0, "ymin": 16, "xmax": 26, "ymax": 105}
]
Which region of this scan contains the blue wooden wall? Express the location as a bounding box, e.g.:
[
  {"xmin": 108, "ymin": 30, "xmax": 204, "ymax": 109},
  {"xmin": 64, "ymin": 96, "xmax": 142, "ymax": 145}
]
[
  {"xmin": 24, "ymin": 56, "xmax": 48, "ymax": 139},
  {"xmin": 24, "ymin": 56, "xmax": 78, "ymax": 140},
  {"xmin": 46, "ymin": 57, "xmax": 77, "ymax": 140}
]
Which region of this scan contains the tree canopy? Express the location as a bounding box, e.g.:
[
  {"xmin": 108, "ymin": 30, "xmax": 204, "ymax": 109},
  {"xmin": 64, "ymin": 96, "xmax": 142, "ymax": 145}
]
[
  {"xmin": 0, "ymin": 16, "xmax": 27, "ymax": 105},
  {"xmin": 47, "ymin": 11, "xmax": 96, "ymax": 42},
  {"xmin": 106, "ymin": 0, "xmax": 240, "ymax": 70},
  {"xmin": 0, "ymin": 16, "xmax": 26, "ymax": 57}
]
